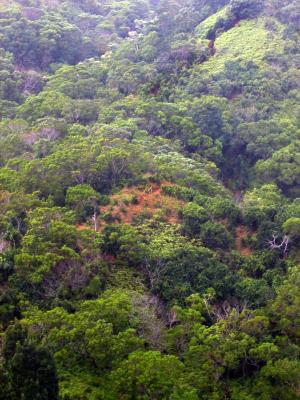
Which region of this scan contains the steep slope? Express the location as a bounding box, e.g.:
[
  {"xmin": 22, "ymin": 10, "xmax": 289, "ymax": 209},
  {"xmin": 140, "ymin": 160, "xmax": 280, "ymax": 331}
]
[{"xmin": 0, "ymin": 1, "xmax": 300, "ymax": 399}]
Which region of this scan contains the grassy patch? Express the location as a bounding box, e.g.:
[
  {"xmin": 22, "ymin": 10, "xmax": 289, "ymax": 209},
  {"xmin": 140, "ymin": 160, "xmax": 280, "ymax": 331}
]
[{"xmin": 197, "ymin": 17, "xmax": 285, "ymax": 75}]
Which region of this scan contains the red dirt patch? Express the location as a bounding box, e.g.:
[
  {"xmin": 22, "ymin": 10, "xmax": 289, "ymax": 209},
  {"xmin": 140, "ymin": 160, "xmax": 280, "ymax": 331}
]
[
  {"xmin": 235, "ymin": 225, "xmax": 253, "ymax": 257},
  {"xmin": 99, "ymin": 182, "xmax": 184, "ymax": 228}
]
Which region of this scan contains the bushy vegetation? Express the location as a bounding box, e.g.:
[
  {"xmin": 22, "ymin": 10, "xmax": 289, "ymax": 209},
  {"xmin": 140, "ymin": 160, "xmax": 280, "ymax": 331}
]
[{"xmin": 0, "ymin": 0, "xmax": 300, "ymax": 399}]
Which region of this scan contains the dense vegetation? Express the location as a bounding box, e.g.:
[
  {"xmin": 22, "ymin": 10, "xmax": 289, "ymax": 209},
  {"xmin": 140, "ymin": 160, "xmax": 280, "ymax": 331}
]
[{"xmin": 0, "ymin": 0, "xmax": 300, "ymax": 398}]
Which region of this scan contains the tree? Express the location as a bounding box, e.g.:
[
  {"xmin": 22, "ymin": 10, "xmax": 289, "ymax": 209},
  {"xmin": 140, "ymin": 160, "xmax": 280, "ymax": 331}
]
[
  {"xmin": 188, "ymin": 96, "xmax": 228, "ymax": 140},
  {"xmin": 283, "ymin": 217, "xmax": 300, "ymax": 239},
  {"xmin": 200, "ymin": 221, "xmax": 234, "ymax": 250},
  {"xmin": 229, "ymin": 0, "xmax": 264, "ymax": 20},
  {"xmin": 3, "ymin": 324, "xmax": 59, "ymax": 400},
  {"xmin": 255, "ymin": 143, "xmax": 300, "ymax": 197},
  {"xmin": 109, "ymin": 350, "xmax": 186, "ymax": 400},
  {"xmin": 0, "ymin": 49, "xmax": 22, "ymax": 105},
  {"xmin": 182, "ymin": 202, "xmax": 209, "ymax": 235},
  {"xmin": 66, "ymin": 184, "xmax": 101, "ymax": 227},
  {"xmin": 8, "ymin": 343, "xmax": 59, "ymax": 400},
  {"xmin": 235, "ymin": 277, "xmax": 272, "ymax": 307},
  {"xmin": 103, "ymin": 224, "xmax": 146, "ymax": 266},
  {"xmin": 144, "ymin": 227, "xmax": 235, "ymax": 303},
  {"xmin": 254, "ymin": 359, "xmax": 300, "ymax": 400}
]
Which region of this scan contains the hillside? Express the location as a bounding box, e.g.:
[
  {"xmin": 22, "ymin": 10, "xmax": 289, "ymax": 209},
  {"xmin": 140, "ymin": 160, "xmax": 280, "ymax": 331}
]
[{"xmin": 0, "ymin": 0, "xmax": 300, "ymax": 399}]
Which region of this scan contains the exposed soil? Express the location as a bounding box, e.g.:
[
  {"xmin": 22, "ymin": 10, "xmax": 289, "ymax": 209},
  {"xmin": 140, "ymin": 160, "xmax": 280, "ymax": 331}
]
[
  {"xmin": 76, "ymin": 224, "xmax": 91, "ymax": 231},
  {"xmin": 76, "ymin": 182, "xmax": 184, "ymax": 232},
  {"xmin": 100, "ymin": 182, "xmax": 184, "ymax": 228},
  {"xmin": 235, "ymin": 225, "xmax": 253, "ymax": 257}
]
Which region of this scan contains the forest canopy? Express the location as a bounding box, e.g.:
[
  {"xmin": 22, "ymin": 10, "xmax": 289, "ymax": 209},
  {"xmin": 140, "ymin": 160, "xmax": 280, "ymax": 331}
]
[{"xmin": 0, "ymin": 0, "xmax": 300, "ymax": 399}]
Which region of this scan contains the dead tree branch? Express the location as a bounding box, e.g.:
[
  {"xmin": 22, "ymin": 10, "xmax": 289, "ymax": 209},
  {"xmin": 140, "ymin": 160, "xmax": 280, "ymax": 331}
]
[{"xmin": 267, "ymin": 234, "xmax": 290, "ymax": 255}]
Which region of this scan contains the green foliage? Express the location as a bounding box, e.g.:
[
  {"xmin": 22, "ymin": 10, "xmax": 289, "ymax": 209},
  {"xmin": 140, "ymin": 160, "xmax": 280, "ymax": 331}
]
[
  {"xmin": 109, "ymin": 350, "xmax": 187, "ymax": 400},
  {"xmin": 3, "ymin": 324, "xmax": 59, "ymax": 400},
  {"xmin": 229, "ymin": 0, "xmax": 264, "ymax": 20},
  {"xmin": 0, "ymin": 0, "xmax": 299, "ymax": 399},
  {"xmin": 66, "ymin": 184, "xmax": 100, "ymax": 222},
  {"xmin": 283, "ymin": 217, "xmax": 300, "ymax": 238},
  {"xmin": 196, "ymin": 17, "xmax": 285, "ymax": 75},
  {"xmin": 182, "ymin": 202, "xmax": 209, "ymax": 235},
  {"xmin": 256, "ymin": 142, "xmax": 300, "ymax": 196},
  {"xmin": 200, "ymin": 221, "xmax": 234, "ymax": 250}
]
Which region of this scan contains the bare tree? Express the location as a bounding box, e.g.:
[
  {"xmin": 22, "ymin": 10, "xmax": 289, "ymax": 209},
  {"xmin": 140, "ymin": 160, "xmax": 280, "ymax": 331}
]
[
  {"xmin": 0, "ymin": 238, "xmax": 10, "ymax": 253},
  {"xmin": 131, "ymin": 293, "xmax": 165, "ymax": 350},
  {"xmin": 267, "ymin": 234, "xmax": 290, "ymax": 255},
  {"xmin": 143, "ymin": 259, "xmax": 166, "ymax": 290},
  {"xmin": 212, "ymin": 299, "xmax": 248, "ymax": 322}
]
